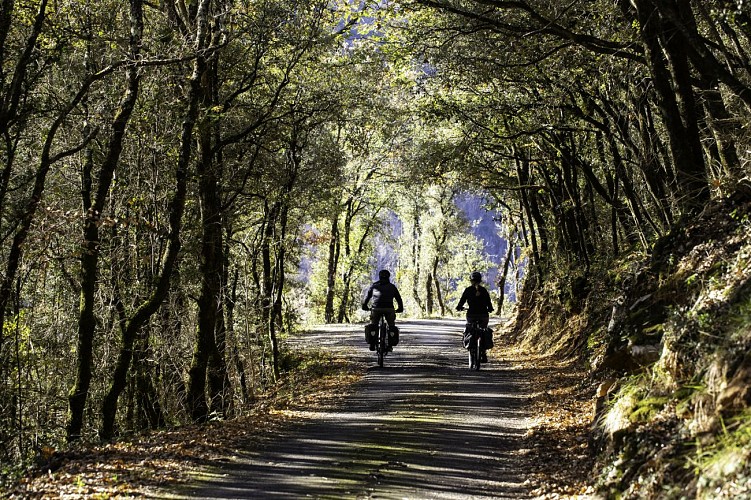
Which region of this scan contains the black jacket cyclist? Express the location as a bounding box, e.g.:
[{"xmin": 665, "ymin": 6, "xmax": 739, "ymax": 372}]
[
  {"xmin": 362, "ymin": 270, "xmax": 404, "ymax": 350},
  {"xmin": 362, "ymin": 270, "xmax": 404, "ymax": 312},
  {"xmin": 457, "ymin": 271, "xmax": 493, "ymax": 362},
  {"xmin": 456, "ymin": 271, "xmax": 493, "ymax": 326}
]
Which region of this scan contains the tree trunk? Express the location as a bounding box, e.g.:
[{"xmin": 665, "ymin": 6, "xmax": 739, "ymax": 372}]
[
  {"xmin": 655, "ymin": 0, "xmax": 751, "ymax": 111},
  {"xmin": 324, "ymin": 211, "xmax": 340, "ymax": 323},
  {"xmin": 593, "ymin": 132, "xmax": 630, "ymax": 252},
  {"xmin": 634, "ymin": 0, "xmax": 709, "ymax": 213},
  {"xmin": 515, "ymin": 158, "xmax": 542, "ymax": 284},
  {"xmin": 432, "ymin": 258, "xmax": 445, "ymax": 316},
  {"xmin": 0, "ymin": 0, "xmax": 49, "ymax": 241},
  {"xmin": 497, "ymin": 236, "xmax": 515, "ymax": 313},
  {"xmin": 607, "ymin": 135, "xmax": 650, "ymax": 248},
  {"xmin": 67, "ymin": 0, "xmax": 143, "ymax": 441},
  {"xmin": 227, "ymin": 267, "xmax": 249, "ymax": 404},
  {"xmin": 185, "ymin": 0, "xmax": 228, "ymax": 423},
  {"xmin": 698, "ymin": 74, "xmax": 742, "ymax": 182},
  {"xmin": 425, "ymin": 271, "xmax": 434, "ymax": 316},
  {"xmin": 101, "ymin": 122, "xmax": 190, "ymax": 439},
  {"xmin": 632, "ymin": 92, "xmax": 674, "ymax": 228},
  {"xmin": 270, "ymin": 200, "xmax": 290, "ymax": 382},
  {"xmin": 557, "ymin": 137, "xmax": 591, "ymax": 265},
  {"xmin": 335, "ymin": 199, "xmax": 355, "ymax": 324},
  {"xmin": 196, "ymin": 119, "xmax": 228, "ymax": 418},
  {"xmin": 411, "ymin": 206, "xmax": 424, "ymax": 314},
  {"xmin": 134, "ymin": 330, "xmax": 166, "ymax": 430},
  {"xmin": 336, "ymin": 204, "xmax": 380, "ymax": 323},
  {"xmin": 259, "ymin": 199, "xmax": 279, "ymax": 383},
  {"xmin": 0, "ymin": 0, "xmax": 101, "ymax": 380}
]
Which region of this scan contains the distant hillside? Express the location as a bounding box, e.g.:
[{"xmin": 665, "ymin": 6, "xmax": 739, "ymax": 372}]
[{"xmin": 455, "ymin": 193, "xmax": 522, "ymax": 302}]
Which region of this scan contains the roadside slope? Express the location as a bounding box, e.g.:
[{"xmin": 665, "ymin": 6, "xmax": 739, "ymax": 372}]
[{"xmin": 510, "ymin": 191, "xmax": 751, "ymax": 498}]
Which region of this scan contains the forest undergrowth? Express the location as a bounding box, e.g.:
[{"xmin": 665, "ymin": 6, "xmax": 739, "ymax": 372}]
[
  {"xmin": 3, "ymin": 348, "xmax": 363, "ymax": 498},
  {"xmin": 509, "ymin": 187, "xmax": 751, "ymax": 498}
]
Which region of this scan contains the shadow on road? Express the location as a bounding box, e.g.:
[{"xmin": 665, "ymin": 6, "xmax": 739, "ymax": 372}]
[{"xmin": 180, "ymin": 319, "xmax": 534, "ymax": 499}]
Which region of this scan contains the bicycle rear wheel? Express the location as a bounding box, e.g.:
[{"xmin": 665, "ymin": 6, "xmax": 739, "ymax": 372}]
[
  {"xmin": 377, "ymin": 320, "xmax": 386, "ymax": 367},
  {"xmin": 469, "ymin": 337, "xmax": 479, "ymax": 369},
  {"xmin": 474, "ymin": 339, "xmax": 481, "ymax": 371}
]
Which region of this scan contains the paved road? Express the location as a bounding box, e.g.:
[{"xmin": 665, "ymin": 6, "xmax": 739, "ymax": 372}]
[{"xmin": 179, "ymin": 319, "xmax": 533, "ymax": 499}]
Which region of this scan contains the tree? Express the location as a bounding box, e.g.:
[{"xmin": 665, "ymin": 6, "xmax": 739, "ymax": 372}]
[{"xmin": 69, "ymin": 0, "xmax": 146, "ymax": 442}]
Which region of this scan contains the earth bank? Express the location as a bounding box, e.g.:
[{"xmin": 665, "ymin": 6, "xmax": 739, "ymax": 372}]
[{"xmin": 508, "ymin": 189, "xmax": 751, "ymax": 498}]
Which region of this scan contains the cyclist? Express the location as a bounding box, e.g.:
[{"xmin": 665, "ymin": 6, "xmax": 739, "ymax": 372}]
[
  {"xmin": 362, "ymin": 269, "xmax": 404, "ymax": 351},
  {"xmin": 456, "ymin": 271, "xmax": 493, "ymax": 362}
]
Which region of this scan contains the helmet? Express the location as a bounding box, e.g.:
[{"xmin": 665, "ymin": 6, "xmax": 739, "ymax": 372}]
[
  {"xmin": 378, "ymin": 269, "xmax": 391, "ymax": 280},
  {"xmin": 470, "ymin": 271, "xmax": 482, "ymax": 283}
]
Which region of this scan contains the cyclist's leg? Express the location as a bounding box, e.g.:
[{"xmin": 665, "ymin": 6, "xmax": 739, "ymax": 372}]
[
  {"xmin": 376, "ymin": 310, "xmax": 392, "ymax": 351},
  {"xmin": 369, "ymin": 310, "xmax": 381, "ymax": 326},
  {"xmin": 385, "ymin": 310, "xmax": 396, "ymax": 329},
  {"xmin": 466, "ymin": 313, "xmax": 485, "ymax": 326}
]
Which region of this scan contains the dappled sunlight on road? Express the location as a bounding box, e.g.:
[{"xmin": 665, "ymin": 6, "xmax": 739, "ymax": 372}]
[{"xmin": 184, "ymin": 319, "xmax": 534, "ymax": 499}]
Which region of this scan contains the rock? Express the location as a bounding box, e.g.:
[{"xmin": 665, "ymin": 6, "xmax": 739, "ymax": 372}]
[
  {"xmin": 597, "ymin": 342, "xmax": 661, "ymax": 375},
  {"xmin": 718, "ymin": 353, "xmax": 751, "ymax": 413},
  {"xmin": 597, "ymin": 379, "xmax": 618, "ymax": 398},
  {"xmin": 629, "ymin": 343, "xmax": 663, "ymax": 367},
  {"xmin": 592, "ymin": 378, "xmax": 618, "ymax": 424},
  {"xmin": 599, "ymin": 345, "xmax": 639, "ymax": 372}
]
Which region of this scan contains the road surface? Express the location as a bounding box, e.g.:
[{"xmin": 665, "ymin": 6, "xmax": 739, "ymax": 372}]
[{"xmin": 178, "ymin": 319, "xmax": 533, "ymax": 499}]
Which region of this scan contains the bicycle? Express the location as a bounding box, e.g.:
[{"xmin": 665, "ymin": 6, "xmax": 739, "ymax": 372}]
[
  {"xmin": 463, "ymin": 320, "xmax": 484, "ymax": 371},
  {"xmin": 369, "ymin": 307, "xmax": 397, "ymax": 368}
]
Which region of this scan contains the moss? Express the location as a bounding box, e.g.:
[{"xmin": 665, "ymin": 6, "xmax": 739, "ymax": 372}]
[
  {"xmin": 629, "ymin": 396, "xmax": 669, "ymax": 423},
  {"xmin": 604, "ymin": 377, "xmax": 648, "ymax": 436},
  {"xmin": 587, "ymin": 326, "xmax": 607, "ymax": 351},
  {"xmin": 728, "ymin": 293, "xmax": 751, "ymax": 340},
  {"xmin": 694, "ymin": 410, "xmax": 751, "ymax": 495},
  {"xmin": 674, "ymin": 383, "xmax": 703, "ymax": 419},
  {"xmin": 627, "ymin": 322, "xmax": 665, "ymax": 346}
]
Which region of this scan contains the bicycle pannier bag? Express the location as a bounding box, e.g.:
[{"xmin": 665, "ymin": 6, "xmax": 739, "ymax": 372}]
[
  {"xmin": 463, "ymin": 323, "xmax": 481, "ymax": 349},
  {"xmin": 483, "ymin": 327, "xmax": 494, "ymax": 349},
  {"xmin": 388, "ymin": 325, "xmax": 399, "ymax": 346},
  {"xmin": 364, "ymin": 324, "xmax": 377, "ymax": 343}
]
